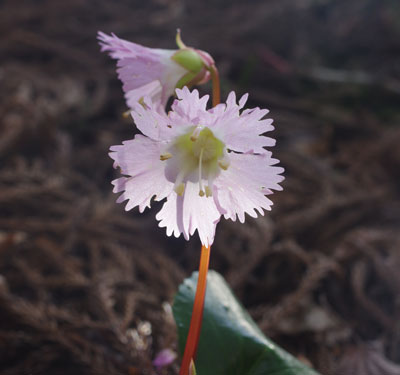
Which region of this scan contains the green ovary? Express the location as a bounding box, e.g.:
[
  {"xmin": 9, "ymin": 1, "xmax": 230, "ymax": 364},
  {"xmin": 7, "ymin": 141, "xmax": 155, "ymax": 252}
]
[
  {"xmin": 175, "ymin": 127, "xmax": 225, "ymax": 170},
  {"xmin": 167, "ymin": 127, "xmax": 227, "ymax": 196}
]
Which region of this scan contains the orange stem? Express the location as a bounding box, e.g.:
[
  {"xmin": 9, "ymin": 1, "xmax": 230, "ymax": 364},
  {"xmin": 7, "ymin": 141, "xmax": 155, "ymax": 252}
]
[
  {"xmin": 209, "ymin": 64, "xmax": 220, "ymax": 107},
  {"xmin": 178, "ymin": 64, "xmax": 220, "ymax": 375},
  {"xmin": 179, "ymin": 245, "xmax": 211, "ymax": 375}
]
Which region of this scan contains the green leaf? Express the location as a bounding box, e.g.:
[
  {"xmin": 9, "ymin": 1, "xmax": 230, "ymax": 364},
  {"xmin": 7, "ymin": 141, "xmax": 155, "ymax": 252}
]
[{"xmin": 173, "ymin": 270, "xmax": 320, "ymax": 375}]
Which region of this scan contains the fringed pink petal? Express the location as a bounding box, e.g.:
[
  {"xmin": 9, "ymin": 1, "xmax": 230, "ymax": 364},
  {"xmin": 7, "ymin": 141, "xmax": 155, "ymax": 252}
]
[
  {"xmin": 156, "ymin": 181, "xmax": 220, "ymax": 247},
  {"xmin": 109, "ymin": 136, "xmax": 173, "ymax": 212},
  {"xmin": 213, "ymin": 152, "xmax": 284, "ymax": 222}
]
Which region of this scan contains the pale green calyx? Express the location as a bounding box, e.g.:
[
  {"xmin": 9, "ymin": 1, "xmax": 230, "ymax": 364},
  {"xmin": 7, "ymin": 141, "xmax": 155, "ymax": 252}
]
[
  {"xmin": 162, "ymin": 126, "xmax": 229, "ymax": 197},
  {"xmin": 172, "ymin": 30, "xmax": 213, "ymax": 90},
  {"xmin": 172, "ymin": 49, "xmax": 205, "ymax": 74},
  {"xmin": 175, "ymin": 127, "xmax": 224, "ymax": 163}
]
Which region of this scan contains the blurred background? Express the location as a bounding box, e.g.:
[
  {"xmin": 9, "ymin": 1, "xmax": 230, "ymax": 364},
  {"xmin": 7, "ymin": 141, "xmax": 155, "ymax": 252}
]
[{"xmin": 1, "ymin": 0, "xmax": 400, "ymax": 374}]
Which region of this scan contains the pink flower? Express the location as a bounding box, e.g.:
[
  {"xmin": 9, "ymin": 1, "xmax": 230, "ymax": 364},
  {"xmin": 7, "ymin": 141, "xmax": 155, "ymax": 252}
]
[
  {"xmin": 153, "ymin": 348, "xmax": 177, "ymax": 370},
  {"xmin": 98, "ymin": 31, "xmax": 214, "ymax": 111},
  {"xmin": 109, "ymin": 88, "xmax": 284, "ymax": 247}
]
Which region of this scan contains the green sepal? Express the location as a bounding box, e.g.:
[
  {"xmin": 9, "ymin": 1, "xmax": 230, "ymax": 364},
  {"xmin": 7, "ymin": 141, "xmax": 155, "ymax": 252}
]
[
  {"xmin": 176, "ymin": 28, "xmax": 187, "ymax": 49},
  {"xmin": 172, "ymin": 49, "xmax": 205, "ymax": 73},
  {"xmin": 175, "ymin": 71, "xmax": 200, "ymax": 89}
]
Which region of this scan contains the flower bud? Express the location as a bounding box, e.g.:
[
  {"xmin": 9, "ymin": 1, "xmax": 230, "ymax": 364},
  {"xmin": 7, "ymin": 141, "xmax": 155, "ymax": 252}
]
[
  {"xmin": 171, "ymin": 30, "xmax": 214, "ymax": 90},
  {"xmin": 98, "ymin": 30, "xmax": 215, "ymax": 112}
]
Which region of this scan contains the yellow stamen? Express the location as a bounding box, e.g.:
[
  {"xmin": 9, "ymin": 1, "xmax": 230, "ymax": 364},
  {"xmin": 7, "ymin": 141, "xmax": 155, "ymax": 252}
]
[
  {"xmin": 218, "ymin": 159, "xmax": 229, "ymax": 170},
  {"xmin": 205, "ymin": 186, "xmax": 212, "ymax": 197},
  {"xmin": 138, "ymin": 97, "xmax": 146, "ymax": 107},
  {"xmin": 175, "ymin": 183, "xmax": 185, "ymax": 196},
  {"xmin": 160, "ymin": 153, "xmax": 172, "ymax": 161},
  {"xmin": 198, "ymin": 147, "xmax": 205, "ymax": 196},
  {"xmin": 190, "ymin": 126, "xmax": 203, "ymax": 142}
]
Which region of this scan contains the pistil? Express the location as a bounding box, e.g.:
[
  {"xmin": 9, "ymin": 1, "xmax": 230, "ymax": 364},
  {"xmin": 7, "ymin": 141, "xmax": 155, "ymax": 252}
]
[{"xmin": 218, "ymin": 158, "xmax": 229, "ymax": 170}]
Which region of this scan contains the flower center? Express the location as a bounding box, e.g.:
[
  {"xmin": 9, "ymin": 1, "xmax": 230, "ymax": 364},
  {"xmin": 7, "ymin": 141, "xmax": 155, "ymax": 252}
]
[
  {"xmin": 176, "ymin": 127, "xmax": 224, "ymax": 163},
  {"xmin": 161, "ymin": 126, "xmax": 229, "ymax": 197}
]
